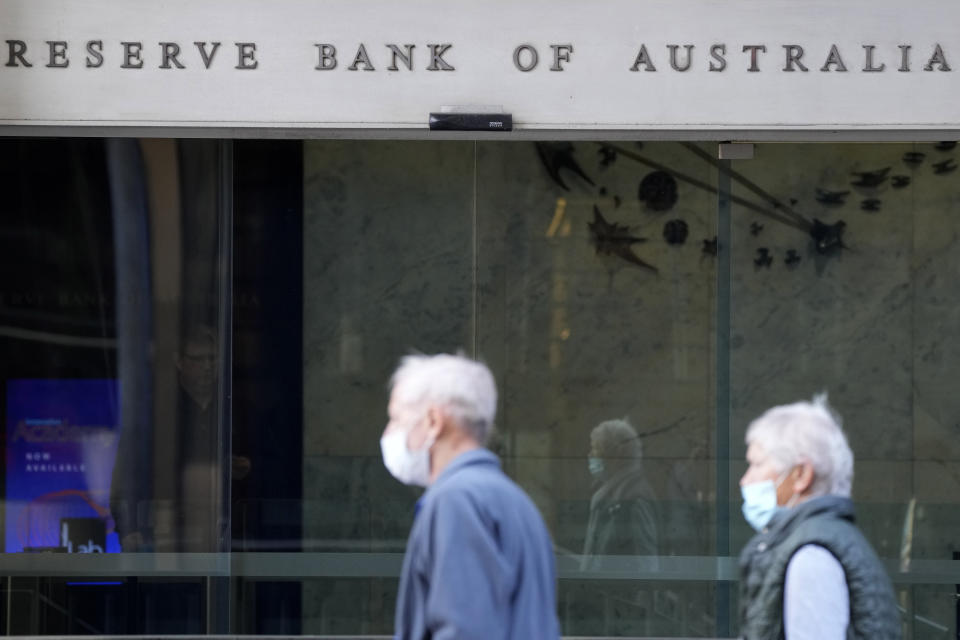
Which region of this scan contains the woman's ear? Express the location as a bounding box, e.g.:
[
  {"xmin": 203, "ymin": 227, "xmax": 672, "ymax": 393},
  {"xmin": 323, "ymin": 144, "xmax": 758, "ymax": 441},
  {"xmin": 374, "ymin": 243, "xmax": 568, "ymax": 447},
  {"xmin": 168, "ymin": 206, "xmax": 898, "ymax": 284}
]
[{"xmin": 793, "ymin": 461, "xmax": 815, "ymax": 496}]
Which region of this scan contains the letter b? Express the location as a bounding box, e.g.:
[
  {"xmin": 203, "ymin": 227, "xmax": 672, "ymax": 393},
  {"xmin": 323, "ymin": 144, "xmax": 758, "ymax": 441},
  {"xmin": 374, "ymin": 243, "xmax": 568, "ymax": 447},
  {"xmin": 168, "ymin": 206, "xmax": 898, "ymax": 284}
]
[{"xmin": 315, "ymin": 43, "xmax": 337, "ymax": 70}]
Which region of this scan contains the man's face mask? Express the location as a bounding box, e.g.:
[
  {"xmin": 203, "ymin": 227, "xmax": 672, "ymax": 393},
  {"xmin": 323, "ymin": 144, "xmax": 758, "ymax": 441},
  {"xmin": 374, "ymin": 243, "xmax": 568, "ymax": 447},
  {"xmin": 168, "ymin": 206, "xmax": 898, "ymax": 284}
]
[
  {"xmin": 588, "ymin": 456, "xmax": 605, "ymax": 477},
  {"xmin": 381, "ymin": 400, "xmax": 435, "ymax": 487}
]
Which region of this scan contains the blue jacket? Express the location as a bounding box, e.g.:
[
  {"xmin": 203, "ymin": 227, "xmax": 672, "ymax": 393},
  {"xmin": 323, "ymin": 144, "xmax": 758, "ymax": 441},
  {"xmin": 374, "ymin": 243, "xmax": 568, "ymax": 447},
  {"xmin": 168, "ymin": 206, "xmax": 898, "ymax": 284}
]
[{"xmin": 394, "ymin": 449, "xmax": 560, "ymax": 640}]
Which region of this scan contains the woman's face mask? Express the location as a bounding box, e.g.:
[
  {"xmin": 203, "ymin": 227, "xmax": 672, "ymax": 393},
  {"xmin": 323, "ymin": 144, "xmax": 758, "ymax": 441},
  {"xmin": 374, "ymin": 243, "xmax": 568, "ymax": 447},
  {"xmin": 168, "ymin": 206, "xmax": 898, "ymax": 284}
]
[
  {"xmin": 741, "ymin": 477, "xmax": 782, "ymax": 531},
  {"xmin": 740, "ymin": 442, "xmax": 797, "ymax": 531},
  {"xmin": 741, "ymin": 467, "xmax": 799, "ymax": 531}
]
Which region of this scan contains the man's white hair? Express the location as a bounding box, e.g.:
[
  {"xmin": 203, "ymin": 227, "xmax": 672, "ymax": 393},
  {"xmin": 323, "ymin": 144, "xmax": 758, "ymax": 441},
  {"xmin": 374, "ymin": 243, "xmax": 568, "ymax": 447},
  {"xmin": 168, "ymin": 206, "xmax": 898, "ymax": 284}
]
[
  {"xmin": 390, "ymin": 353, "xmax": 497, "ymax": 444},
  {"xmin": 745, "ymin": 394, "xmax": 854, "ymax": 497}
]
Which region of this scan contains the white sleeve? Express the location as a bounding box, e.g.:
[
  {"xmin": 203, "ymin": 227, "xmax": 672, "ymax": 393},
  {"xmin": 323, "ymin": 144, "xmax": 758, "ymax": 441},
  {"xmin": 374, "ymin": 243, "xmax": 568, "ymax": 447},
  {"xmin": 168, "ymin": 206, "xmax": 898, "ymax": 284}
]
[{"xmin": 783, "ymin": 544, "xmax": 849, "ymax": 640}]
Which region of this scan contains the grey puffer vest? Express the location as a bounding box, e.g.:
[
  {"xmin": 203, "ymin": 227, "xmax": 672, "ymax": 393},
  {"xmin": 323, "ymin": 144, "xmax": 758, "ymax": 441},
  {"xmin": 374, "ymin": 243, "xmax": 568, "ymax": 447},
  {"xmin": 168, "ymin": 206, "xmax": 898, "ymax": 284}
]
[{"xmin": 738, "ymin": 495, "xmax": 901, "ymax": 640}]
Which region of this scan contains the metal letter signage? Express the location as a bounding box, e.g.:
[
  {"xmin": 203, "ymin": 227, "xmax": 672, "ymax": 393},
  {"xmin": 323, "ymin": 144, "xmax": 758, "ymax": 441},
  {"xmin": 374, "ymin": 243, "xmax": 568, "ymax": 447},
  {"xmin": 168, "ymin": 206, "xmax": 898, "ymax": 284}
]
[{"xmin": 0, "ymin": 0, "xmax": 957, "ymax": 133}]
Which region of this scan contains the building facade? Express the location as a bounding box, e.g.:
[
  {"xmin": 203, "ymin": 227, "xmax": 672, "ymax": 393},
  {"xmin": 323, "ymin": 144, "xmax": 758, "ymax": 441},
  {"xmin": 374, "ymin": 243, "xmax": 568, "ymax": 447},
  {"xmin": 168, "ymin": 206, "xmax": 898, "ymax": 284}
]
[{"xmin": 1, "ymin": 0, "xmax": 958, "ymax": 637}]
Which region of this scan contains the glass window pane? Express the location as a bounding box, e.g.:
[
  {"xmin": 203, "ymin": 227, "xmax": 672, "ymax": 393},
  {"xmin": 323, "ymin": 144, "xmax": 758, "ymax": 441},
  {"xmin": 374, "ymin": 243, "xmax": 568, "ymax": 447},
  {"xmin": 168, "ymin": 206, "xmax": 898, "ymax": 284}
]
[
  {"xmin": 281, "ymin": 139, "xmax": 723, "ymax": 636},
  {"xmin": 729, "ymin": 142, "xmax": 960, "ymax": 638},
  {"xmin": 476, "ymin": 141, "xmax": 719, "ymax": 637},
  {"xmin": 10, "ymin": 135, "xmax": 955, "ymax": 638},
  {"xmin": 297, "ymin": 140, "xmax": 476, "ymax": 634},
  {"xmin": 0, "ymin": 138, "xmax": 229, "ymax": 633}
]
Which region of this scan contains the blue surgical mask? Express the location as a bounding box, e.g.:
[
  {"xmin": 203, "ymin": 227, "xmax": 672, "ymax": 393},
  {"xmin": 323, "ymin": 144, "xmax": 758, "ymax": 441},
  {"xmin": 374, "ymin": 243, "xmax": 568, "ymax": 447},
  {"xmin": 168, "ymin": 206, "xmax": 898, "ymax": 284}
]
[
  {"xmin": 741, "ymin": 480, "xmax": 782, "ymax": 531},
  {"xmin": 588, "ymin": 457, "xmax": 605, "ymax": 477}
]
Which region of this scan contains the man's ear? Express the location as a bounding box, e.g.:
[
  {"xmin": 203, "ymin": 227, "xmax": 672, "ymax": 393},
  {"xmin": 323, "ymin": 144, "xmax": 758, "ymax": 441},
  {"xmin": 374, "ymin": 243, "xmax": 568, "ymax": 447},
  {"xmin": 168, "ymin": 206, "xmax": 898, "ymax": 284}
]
[
  {"xmin": 425, "ymin": 406, "xmax": 447, "ymax": 441},
  {"xmin": 793, "ymin": 461, "xmax": 815, "ymax": 496}
]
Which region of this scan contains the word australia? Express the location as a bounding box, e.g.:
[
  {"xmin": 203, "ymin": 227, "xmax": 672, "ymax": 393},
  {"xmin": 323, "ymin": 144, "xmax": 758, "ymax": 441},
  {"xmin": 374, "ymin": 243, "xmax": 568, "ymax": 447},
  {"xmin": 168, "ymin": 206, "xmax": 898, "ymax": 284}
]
[{"xmin": 631, "ymin": 43, "xmax": 952, "ymax": 72}]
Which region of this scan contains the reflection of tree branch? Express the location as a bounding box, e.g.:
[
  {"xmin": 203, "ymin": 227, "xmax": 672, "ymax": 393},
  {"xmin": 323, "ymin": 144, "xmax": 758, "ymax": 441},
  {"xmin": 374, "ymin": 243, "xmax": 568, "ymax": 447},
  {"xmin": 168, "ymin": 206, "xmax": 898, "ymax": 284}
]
[
  {"xmin": 932, "ymin": 458, "xmax": 960, "ymax": 487},
  {"xmin": 680, "ymin": 143, "xmax": 813, "ymax": 229},
  {"xmin": 635, "ymin": 415, "xmax": 686, "ymax": 439},
  {"xmin": 599, "ymin": 143, "xmax": 810, "ymax": 233}
]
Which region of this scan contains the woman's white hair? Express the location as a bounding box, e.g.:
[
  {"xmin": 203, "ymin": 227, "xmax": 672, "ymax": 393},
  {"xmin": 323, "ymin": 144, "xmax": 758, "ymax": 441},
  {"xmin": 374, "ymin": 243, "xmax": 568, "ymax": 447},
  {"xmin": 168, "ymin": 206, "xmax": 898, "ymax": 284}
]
[
  {"xmin": 745, "ymin": 394, "xmax": 854, "ymax": 497},
  {"xmin": 390, "ymin": 353, "xmax": 497, "ymax": 444}
]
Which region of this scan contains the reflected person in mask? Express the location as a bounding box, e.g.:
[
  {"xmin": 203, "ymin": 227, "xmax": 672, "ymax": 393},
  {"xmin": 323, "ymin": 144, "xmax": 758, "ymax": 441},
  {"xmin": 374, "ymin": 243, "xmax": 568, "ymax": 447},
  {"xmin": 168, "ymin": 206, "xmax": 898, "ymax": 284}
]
[
  {"xmin": 581, "ymin": 419, "xmax": 659, "ymax": 570},
  {"xmin": 738, "ymin": 396, "xmax": 900, "ymax": 640}
]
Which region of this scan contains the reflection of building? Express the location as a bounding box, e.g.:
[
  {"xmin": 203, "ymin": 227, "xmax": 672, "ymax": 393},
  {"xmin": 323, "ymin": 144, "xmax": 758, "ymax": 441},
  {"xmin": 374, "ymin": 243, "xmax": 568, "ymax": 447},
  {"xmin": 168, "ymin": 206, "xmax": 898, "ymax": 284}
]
[{"xmin": 1, "ymin": 0, "xmax": 959, "ymax": 637}]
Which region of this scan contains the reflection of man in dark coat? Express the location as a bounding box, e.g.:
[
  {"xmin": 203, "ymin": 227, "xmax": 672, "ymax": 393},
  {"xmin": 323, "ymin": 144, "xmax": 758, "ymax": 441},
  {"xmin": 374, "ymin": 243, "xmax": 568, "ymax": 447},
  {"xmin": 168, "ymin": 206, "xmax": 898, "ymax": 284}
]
[
  {"xmin": 110, "ymin": 326, "xmax": 221, "ymax": 552},
  {"xmin": 566, "ymin": 419, "xmax": 660, "ymax": 637},
  {"xmin": 175, "ymin": 325, "xmax": 220, "ymax": 552},
  {"xmin": 176, "ymin": 326, "xmax": 253, "ymax": 551},
  {"xmin": 581, "ymin": 419, "xmax": 659, "ymax": 570},
  {"xmin": 110, "ymin": 325, "xmax": 250, "ymax": 551}
]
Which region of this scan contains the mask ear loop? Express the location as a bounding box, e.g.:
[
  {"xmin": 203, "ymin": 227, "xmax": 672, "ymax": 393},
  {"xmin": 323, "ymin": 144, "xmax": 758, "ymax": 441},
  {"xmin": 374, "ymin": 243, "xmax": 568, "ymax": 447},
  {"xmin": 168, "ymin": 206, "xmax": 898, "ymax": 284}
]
[
  {"xmin": 407, "ymin": 407, "xmax": 438, "ymax": 454},
  {"xmin": 775, "ymin": 466, "xmax": 802, "ymax": 508},
  {"xmin": 419, "ymin": 434, "xmax": 437, "ymax": 454}
]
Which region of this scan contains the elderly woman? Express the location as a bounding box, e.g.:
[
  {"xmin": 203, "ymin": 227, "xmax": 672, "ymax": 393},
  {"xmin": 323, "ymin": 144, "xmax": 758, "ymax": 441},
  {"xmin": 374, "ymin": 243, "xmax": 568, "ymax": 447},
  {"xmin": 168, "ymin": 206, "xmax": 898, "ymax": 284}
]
[{"xmin": 738, "ymin": 396, "xmax": 900, "ymax": 640}]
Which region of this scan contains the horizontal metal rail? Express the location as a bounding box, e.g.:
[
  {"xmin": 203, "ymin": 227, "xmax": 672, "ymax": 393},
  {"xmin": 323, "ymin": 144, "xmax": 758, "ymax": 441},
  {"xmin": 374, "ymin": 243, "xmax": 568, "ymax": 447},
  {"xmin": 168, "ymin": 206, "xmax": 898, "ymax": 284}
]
[
  {"xmin": 0, "ymin": 553, "xmax": 956, "ymax": 584},
  {"xmin": 2, "ymin": 636, "xmax": 734, "ymax": 640}
]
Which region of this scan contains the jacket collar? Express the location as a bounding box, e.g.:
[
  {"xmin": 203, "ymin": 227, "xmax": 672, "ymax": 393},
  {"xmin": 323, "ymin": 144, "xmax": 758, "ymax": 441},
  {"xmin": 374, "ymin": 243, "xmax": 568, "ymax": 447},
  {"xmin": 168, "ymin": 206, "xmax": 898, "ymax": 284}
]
[
  {"xmin": 590, "ymin": 461, "xmax": 648, "ymax": 508},
  {"xmin": 739, "ymin": 494, "xmax": 856, "ymax": 571},
  {"xmin": 765, "ymin": 494, "xmax": 855, "ymax": 540},
  {"xmin": 431, "ymin": 448, "xmax": 500, "ymax": 488}
]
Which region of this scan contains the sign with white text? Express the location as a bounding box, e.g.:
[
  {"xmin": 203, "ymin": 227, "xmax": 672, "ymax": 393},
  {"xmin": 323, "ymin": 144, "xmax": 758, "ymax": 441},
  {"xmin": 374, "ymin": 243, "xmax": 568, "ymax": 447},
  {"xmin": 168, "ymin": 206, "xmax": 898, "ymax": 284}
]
[
  {"xmin": 5, "ymin": 379, "xmax": 120, "ymax": 553},
  {"xmin": 1, "ymin": 0, "xmax": 959, "ymax": 132}
]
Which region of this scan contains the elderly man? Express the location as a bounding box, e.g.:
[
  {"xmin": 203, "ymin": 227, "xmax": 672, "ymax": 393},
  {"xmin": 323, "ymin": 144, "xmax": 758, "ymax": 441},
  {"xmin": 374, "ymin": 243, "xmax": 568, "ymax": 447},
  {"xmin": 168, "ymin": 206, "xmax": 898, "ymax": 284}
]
[
  {"xmin": 738, "ymin": 396, "xmax": 900, "ymax": 640},
  {"xmin": 581, "ymin": 418, "xmax": 658, "ymax": 569},
  {"xmin": 381, "ymin": 353, "xmax": 560, "ymax": 640}
]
